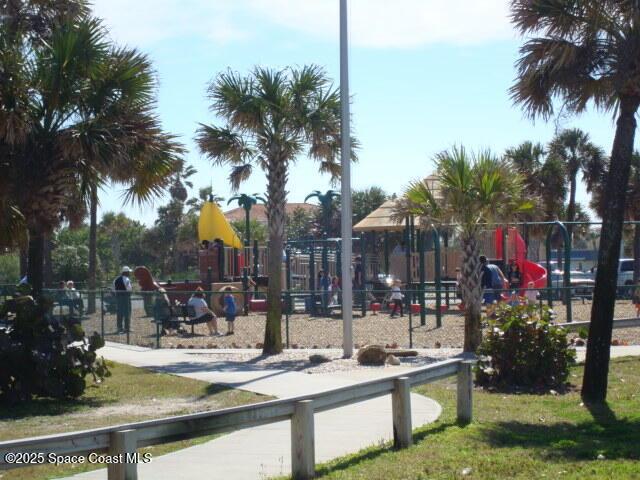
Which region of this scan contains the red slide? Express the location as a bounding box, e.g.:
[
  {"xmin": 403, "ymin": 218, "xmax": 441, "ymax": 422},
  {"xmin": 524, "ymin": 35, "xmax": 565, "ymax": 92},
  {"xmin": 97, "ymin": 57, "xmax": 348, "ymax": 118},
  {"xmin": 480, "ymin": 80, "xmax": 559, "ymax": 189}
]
[{"xmin": 495, "ymin": 227, "xmax": 547, "ymax": 290}]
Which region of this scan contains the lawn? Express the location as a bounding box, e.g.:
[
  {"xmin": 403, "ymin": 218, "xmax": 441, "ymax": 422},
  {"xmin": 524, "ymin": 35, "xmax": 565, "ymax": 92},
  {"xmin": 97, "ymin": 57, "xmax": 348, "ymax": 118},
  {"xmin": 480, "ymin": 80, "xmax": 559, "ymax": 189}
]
[
  {"xmin": 0, "ymin": 361, "xmax": 271, "ymax": 480},
  {"xmin": 286, "ymin": 357, "xmax": 640, "ymax": 480}
]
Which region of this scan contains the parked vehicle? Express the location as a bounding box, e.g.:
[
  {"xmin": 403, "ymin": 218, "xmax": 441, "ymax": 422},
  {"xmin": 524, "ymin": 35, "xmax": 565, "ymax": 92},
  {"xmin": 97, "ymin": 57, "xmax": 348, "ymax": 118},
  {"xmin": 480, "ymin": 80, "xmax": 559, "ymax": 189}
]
[
  {"xmin": 549, "ymin": 270, "xmax": 595, "ymax": 300},
  {"xmin": 590, "ymin": 258, "xmax": 636, "ymax": 297}
]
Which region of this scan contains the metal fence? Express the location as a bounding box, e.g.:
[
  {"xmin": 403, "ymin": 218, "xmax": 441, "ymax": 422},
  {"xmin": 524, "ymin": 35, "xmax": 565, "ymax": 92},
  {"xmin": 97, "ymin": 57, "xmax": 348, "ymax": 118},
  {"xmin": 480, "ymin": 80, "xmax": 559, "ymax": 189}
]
[{"xmin": 3, "ymin": 284, "xmax": 637, "ymax": 351}]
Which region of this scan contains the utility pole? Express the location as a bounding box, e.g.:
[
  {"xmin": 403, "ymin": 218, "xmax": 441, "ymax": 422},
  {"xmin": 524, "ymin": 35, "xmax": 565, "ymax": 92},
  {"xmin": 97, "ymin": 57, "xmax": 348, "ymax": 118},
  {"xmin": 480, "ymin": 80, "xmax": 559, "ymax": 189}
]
[{"xmin": 340, "ymin": 0, "xmax": 353, "ymax": 358}]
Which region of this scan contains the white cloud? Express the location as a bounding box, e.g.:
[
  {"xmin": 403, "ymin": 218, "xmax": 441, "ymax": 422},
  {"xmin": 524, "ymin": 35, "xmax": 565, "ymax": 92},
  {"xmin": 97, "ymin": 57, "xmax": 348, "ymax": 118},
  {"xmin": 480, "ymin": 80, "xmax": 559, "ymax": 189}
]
[
  {"xmin": 91, "ymin": 0, "xmax": 248, "ymax": 47},
  {"xmin": 91, "ymin": 0, "xmax": 514, "ymax": 49},
  {"xmin": 249, "ymin": 0, "xmax": 513, "ymax": 48}
]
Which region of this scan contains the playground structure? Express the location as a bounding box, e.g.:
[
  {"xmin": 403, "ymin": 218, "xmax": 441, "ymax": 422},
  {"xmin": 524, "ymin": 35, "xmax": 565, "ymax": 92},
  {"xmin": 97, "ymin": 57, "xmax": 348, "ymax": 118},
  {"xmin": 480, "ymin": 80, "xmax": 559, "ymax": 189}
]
[{"xmin": 130, "ymin": 189, "xmax": 637, "ymax": 332}]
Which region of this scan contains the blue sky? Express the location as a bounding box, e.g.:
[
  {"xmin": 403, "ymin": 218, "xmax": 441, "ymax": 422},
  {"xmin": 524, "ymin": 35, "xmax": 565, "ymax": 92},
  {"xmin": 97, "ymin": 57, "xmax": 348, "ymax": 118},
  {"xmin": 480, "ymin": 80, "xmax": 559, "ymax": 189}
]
[{"xmin": 92, "ymin": 0, "xmax": 622, "ymax": 225}]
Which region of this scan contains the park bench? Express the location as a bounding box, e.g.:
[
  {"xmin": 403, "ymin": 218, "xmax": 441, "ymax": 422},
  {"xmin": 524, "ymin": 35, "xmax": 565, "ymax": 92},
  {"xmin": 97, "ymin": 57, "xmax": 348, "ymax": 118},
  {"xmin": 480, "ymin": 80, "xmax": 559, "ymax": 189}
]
[{"xmin": 152, "ymin": 300, "xmax": 199, "ymax": 336}]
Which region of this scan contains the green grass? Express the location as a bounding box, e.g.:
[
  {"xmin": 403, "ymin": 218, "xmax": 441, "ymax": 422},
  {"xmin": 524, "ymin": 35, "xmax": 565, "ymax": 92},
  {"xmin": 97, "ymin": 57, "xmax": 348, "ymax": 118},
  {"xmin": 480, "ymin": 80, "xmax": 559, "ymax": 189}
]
[
  {"xmin": 0, "ymin": 361, "xmax": 271, "ymax": 480},
  {"xmin": 280, "ymin": 357, "xmax": 640, "ymax": 480}
]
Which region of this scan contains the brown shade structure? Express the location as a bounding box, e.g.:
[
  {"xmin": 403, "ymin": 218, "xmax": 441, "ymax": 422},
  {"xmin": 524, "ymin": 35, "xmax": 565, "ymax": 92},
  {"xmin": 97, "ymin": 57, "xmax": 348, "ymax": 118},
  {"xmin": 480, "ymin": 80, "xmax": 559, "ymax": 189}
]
[
  {"xmin": 353, "ymin": 200, "xmax": 403, "ymax": 233},
  {"xmin": 353, "ymin": 175, "xmax": 441, "ymax": 233}
]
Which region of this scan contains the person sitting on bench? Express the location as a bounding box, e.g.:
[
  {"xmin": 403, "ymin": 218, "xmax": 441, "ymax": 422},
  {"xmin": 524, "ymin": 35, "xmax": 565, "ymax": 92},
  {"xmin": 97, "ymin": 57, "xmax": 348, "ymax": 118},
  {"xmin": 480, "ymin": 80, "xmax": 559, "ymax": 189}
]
[{"xmin": 187, "ymin": 287, "xmax": 220, "ymax": 336}]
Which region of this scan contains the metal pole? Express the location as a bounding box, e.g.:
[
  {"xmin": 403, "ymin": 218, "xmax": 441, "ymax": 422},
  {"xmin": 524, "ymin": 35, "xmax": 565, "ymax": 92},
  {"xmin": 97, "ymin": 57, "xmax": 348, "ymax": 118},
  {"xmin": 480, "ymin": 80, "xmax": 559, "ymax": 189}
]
[
  {"xmin": 405, "ymin": 218, "xmax": 411, "ymax": 315},
  {"xmin": 340, "ymin": 0, "xmax": 353, "ymax": 358},
  {"xmin": 360, "ymin": 234, "xmax": 366, "ymax": 317},
  {"xmin": 384, "ymin": 230, "xmax": 390, "ymax": 274},
  {"xmin": 433, "ymin": 227, "xmax": 443, "ymax": 328},
  {"xmin": 418, "ymin": 231, "xmax": 426, "ymax": 326}
]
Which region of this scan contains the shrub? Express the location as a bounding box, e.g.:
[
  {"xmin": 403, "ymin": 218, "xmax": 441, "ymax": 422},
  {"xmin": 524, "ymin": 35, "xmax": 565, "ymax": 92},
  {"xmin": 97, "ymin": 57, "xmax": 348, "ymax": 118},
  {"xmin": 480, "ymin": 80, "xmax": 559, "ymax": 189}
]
[
  {"xmin": 0, "ymin": 292, "xmax": 109, "ymax": 404},
  {"xmin": 476, "ymin": 303, "xmax": 575, "ymax": 391}
]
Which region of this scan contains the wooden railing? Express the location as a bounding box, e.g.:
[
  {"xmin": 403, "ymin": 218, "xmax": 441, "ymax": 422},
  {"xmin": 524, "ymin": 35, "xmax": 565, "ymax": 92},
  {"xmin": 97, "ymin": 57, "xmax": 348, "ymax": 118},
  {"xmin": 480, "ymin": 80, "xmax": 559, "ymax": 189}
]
[{"xmin": 0, "ymin": 357, "xmax": 475, "ymax": 480}]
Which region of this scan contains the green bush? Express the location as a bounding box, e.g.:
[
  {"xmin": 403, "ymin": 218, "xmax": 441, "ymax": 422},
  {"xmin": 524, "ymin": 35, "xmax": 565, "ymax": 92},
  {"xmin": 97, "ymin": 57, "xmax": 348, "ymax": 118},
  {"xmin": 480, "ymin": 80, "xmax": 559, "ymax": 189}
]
[
  {"xmin": 0, "ymin": 292, "xmax": 109, "ymax": 404},
  {"xmin": 0, "ymin": 254, "xmax": 20, "ymax": 284},
  {"xmin": 476, "ymin": 303, "xmax": 576, "ymax": 391}
]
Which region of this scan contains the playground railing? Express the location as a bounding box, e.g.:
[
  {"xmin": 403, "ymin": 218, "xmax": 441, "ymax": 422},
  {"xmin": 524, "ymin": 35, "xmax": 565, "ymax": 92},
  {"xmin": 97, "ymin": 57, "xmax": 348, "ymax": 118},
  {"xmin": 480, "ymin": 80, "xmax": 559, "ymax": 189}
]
[{"xmin": 0, "ymin": 357, "xmax": 476, "ymax": 480}]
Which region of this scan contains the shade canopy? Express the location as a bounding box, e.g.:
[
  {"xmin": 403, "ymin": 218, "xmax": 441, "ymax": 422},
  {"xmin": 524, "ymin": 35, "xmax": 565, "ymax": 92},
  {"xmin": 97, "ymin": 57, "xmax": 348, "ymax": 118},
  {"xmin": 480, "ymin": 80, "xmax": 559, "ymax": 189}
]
[
  {"xmin": 352, "ymin": 175, "xmax": 442, "ymax": 233},
  {"xmin": 353, "ymin": 200, "xmax": 404, "ymax": 232}
]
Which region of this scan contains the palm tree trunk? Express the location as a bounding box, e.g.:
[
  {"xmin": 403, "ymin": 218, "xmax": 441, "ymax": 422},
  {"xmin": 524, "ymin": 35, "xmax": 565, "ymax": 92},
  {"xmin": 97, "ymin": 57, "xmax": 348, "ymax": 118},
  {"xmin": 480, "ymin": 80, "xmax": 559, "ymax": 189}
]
[
  {"xmin": 460, "ymin": 232, "xmax": 483, "ymax": 352},
  {"xmin": 263, "ymin": 157, "xmax": 286, "ymax": 354},
  {"xmin": 27, "ymin": 227, "xmax": 45, "ymax": 296},
  {"xmin": 19, "ymin": 246, "xmax": 28, "ymax": 278},
  {"xmin": 43, "ymin": 234, "xmax": 53, "ymax": 287},
  {"xmin": 567, "ymin": 172, "xmax": 577, "ymax": 241},
  {"xmin": 582, "ymin": 97, "xmax": 640, "ymax": 403},
  {"xmin": 633, "ymin": 223, "xmax": 640, "ymax": 286},
  {"xmin": 87, "ymin": 185, "xmax": 98, "ymax": 313}
]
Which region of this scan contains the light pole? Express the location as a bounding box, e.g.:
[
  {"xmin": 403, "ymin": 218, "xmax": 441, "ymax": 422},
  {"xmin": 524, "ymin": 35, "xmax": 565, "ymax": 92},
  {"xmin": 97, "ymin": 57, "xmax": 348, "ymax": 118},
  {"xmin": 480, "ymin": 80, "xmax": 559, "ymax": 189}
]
[{"xmin": 340, "ymin": 0, "xmax": 353, "ymax": 358}]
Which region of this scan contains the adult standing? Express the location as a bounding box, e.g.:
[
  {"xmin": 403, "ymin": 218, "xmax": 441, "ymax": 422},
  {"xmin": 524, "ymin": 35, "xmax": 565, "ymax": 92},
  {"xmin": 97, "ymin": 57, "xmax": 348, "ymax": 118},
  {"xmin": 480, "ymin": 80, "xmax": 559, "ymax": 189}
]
[
  {"xmin": 113, "ymin": 266, "xmax": 133, "ymax": 333},
  {"xmin": 353, "ymin": 256, "xmax": 364, "ymax": 306},
  {"xmin": 507, "ymin": 261, "xmax": 522, "ymax": 290},
  {"xmin": 480, "ymin": 256, "xmax": 507, "ymax": 304}
]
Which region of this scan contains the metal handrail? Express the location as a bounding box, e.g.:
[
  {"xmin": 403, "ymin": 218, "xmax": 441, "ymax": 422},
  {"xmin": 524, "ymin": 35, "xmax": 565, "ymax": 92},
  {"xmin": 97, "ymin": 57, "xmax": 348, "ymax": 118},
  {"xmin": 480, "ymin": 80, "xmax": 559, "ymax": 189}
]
[{"xmin": 0, "ymin": 357, "xmax": 474, "ymax": 480}]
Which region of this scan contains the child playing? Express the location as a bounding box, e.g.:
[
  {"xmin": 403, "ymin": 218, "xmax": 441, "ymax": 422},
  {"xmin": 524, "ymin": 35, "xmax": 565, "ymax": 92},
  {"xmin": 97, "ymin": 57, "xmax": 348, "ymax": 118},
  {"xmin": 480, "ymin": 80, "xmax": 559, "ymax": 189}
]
[
  {"xmin": 223, "ymin": 288, "xmax": 237, "ymax": 335},
  {"xmin": 524, "ymin": 281, "xmax": 538, "ymax": 305},
  {"xmin": 390, "ymin": 280, "xmax": 404, "ymax": 318}
]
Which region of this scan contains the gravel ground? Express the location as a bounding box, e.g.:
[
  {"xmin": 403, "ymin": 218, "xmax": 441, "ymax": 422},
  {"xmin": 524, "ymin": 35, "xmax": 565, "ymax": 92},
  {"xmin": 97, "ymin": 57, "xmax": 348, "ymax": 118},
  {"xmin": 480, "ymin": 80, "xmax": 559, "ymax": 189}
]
[
  {"xmin": 77, "ymin": 297, "xmax": 640, "ymax": 350},
  {"xmin": 184, "ymin": 348, "xmax": 464, "ymax": 374}
]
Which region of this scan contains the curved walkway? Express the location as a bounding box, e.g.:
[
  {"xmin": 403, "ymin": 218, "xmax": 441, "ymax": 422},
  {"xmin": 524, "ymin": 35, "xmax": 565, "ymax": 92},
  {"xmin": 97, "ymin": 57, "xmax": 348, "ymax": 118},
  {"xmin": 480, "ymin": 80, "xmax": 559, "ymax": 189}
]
[{"xmin": 66, "ymin": 343, "xmax": 443, "ymax": 480}]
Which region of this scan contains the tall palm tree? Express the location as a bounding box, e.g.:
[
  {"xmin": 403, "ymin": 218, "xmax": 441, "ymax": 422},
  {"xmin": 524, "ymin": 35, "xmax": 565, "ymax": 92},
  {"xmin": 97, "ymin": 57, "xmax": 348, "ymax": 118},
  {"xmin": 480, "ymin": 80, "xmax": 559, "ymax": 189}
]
[
  {"xmin": 0, "ymin": 16, "xmax": 182, "ymax": 294},
  {"xmin": 588, "ymin": 152, "xmax": 640, "ymax": 286},
  {"xmin": 510, "ymin": 0, "xmax": 640, "ymax": 403},
  {"xmin": 395, "ymin": 147, "xmax": 532, "ymax": 352},
  {"xmin": 196, "ymin": 65, "xmax": 352, "ymax": 354},
  {"xmin": 548, "ymin": 129, "xmax": 605, "ymax": 240}
]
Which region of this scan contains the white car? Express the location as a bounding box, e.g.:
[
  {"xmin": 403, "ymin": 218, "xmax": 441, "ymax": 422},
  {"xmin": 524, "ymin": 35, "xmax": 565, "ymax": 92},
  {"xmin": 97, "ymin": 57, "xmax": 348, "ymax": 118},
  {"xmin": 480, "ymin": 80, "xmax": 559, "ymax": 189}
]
[
  {"xmin": 589, "ymin": 258, "xmax": 636, "ymax": 297},
  {"xmin": 549, "ymin": 270, "xmax": 595, "ymax": 300}
]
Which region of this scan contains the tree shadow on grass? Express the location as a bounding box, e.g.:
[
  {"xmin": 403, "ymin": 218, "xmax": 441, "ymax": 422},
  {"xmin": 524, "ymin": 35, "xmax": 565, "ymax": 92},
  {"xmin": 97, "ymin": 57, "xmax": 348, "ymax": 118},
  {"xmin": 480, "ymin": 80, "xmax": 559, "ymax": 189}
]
[
  {"xmin": 481, "ymin": 403, "xmax": 640, "ymax": 461},
  {"xmin": 313, "ymin": 421, "xmax": 459, "ymax": 477},
  {"xmin": 0, "ymin": 395, "xmax": 112, "ymax": 420}
]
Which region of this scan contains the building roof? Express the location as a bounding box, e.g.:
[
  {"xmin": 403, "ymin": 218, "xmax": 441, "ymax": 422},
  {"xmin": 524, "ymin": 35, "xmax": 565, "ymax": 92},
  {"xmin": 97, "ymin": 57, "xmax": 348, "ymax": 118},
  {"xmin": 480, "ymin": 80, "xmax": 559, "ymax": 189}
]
[{"xmin": 224, "ymin": 203, "xmax": 317, "ymax": 224}]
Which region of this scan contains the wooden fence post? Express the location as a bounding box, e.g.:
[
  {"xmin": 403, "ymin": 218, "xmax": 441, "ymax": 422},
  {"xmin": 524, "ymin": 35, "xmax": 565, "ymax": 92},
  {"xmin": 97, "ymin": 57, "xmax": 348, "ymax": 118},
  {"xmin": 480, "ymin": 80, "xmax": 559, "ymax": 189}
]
[
  {"xmin": 392, "ymin": 377, "xmax": 412, "ymax": 448},
  {"xmin": 457, "ymin": 360, "xmax": 474, "ymax": 424},
  {"xmin": 291, "ymin": 400, "xmax": 315, "ymax": 480},
  {"xmin": 107, "ymin": 429, "xmax": 138, "ymax": 480}
]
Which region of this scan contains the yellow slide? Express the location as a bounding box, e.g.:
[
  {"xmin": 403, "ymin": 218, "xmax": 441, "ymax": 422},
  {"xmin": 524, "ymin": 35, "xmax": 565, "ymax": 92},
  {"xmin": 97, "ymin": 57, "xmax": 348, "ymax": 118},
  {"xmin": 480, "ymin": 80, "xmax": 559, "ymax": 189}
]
[{"xmin": 198, "ymin": 199, "xmax": 243, "ymax": 248}]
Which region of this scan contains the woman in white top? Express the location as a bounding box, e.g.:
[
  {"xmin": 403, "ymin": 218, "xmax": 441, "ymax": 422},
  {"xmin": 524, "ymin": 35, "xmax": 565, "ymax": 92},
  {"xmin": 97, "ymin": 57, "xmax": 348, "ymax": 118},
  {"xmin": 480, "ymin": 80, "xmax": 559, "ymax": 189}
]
[{"xmin": 187, "ymin": 287, "xmax": 220, "ymax": 335}]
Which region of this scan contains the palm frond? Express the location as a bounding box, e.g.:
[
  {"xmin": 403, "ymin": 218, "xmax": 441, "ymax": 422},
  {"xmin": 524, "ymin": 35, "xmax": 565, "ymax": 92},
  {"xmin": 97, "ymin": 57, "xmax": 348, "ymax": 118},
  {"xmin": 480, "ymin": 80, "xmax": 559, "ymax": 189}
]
[
  {"xmin": 196, "ymin": 124, "xmax": 255, "ymax": 166},
  {"xmin": 229, "ymin": 164, "xmax": 253, "ymax": 191}
]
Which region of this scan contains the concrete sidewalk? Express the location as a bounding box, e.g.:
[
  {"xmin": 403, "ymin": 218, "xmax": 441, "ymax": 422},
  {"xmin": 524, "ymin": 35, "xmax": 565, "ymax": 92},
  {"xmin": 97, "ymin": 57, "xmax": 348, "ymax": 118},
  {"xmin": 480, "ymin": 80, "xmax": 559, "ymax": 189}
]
[{"xmin": 65, "ymin": 344, "xmax": 444, "ymax": 479}]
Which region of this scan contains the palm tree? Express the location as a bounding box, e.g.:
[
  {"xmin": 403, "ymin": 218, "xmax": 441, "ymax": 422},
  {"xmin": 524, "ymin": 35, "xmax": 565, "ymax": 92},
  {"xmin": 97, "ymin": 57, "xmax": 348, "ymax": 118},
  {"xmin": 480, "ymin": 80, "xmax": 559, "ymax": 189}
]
[
  {"xmin": 82, "ymin": 147, "xmax": 183, "ymax": 313},
  {"xmin": 196, "ymin": 65, "xmax": 352, "ymax": 354},
  {"xmin": 588, "ymin": 152, "xmax": 640, "ymax": 286},
  {"xmin": 510, "ymin": 0, "xmax": 640, "ymax": 403},
  {"xmin": 395, "ymin": 147, "xmax": 532, "ymax": 352},
  {"xmin": 227, "ymin": 194, "xmax": 266, "ymax": 247},
  {"xmin": 0, "ymin": 16, "xmax": 182, "ymax": 295},
  {"xmin": 305, "ymin": 189, "xmax": 340, "ymax": 238},
  {"xmin": 186, "ymin": 187, "xmax": 225, "ymax": 215},
  {"xmin": 548, "ymin": 129, "xmax": 605, "ymax": 240},
  {"xmin": 305, "ymin": 189, "xmax": 340, "ymax": 273}
]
